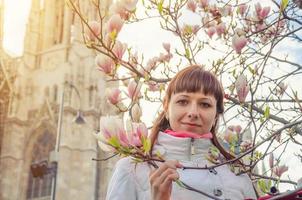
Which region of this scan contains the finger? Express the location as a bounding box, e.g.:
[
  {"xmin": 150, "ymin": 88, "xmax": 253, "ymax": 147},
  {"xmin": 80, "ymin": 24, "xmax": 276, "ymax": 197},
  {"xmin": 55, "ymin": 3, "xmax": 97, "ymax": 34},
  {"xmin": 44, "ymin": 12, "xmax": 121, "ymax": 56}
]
[
  {"xmin": 164, "ymin": 160, "xmax": 183, "ymax": 169},
  {"xmin": 161, "ymin": 172, "xmax": 179, "ymax": 189},
  {"xmin": 155, "ymin": 167, "xmax": 177, "ymax": 184},
  {"xmin": 149, "ymin": 160, "xmax": 182, "ymax": 184},
  {"xmin": 151, "ymin": 169, "xmax": 178, "ymax": 193},
  {"xmin": 150, "ymin": 163, "xmax": 172, "ymax": 181},
  {"xmin": 150, "ymin": 167, "xmax": 172, "ymax": 185}
]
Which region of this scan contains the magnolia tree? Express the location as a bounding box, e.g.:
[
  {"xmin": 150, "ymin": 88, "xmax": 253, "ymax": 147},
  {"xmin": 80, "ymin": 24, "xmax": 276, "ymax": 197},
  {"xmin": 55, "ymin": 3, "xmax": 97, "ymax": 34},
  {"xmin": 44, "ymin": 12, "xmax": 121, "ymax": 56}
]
[{"xmin": 68, "ymin": 0, "xmax": 302, "ymax": 198}]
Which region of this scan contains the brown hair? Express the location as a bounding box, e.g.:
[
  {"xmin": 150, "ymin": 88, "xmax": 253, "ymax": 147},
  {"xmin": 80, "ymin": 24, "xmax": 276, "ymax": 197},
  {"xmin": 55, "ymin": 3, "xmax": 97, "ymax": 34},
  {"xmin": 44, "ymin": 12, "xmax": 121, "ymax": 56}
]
[{"xmin": 150, "ymin": 65, "xmax": 234, "ymax": 160}]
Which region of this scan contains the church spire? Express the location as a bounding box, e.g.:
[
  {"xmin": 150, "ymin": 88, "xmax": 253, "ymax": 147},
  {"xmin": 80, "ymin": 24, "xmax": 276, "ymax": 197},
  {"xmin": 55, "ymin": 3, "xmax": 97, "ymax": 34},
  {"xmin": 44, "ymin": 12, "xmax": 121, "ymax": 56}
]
[
  {"xmin": 23, "ymin": 0, "xmax": 42, "ymax": 69},
  {"xmin": 0, "ymin": 0, "xmax": 4, "ymax": 49}
]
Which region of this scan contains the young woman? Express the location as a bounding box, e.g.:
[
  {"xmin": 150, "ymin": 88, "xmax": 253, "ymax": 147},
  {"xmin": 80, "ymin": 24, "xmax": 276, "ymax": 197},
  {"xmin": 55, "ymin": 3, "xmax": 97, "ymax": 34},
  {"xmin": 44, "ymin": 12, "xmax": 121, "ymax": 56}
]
[{"xmin": 106, "ymin": 65, "xmax": 257, "ymax": 200}]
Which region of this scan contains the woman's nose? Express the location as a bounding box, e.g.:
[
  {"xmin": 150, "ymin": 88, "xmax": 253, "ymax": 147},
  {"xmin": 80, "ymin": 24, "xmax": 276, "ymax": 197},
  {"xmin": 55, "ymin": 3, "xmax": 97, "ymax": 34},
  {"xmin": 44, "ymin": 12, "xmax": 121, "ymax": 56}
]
[
  {"xmin": 188, "ymin": 113, "xmax": 198, "ymax": 119},
  {"xmin": 187, "ymin": 104, "xmax": 199, "ymax": 119}
]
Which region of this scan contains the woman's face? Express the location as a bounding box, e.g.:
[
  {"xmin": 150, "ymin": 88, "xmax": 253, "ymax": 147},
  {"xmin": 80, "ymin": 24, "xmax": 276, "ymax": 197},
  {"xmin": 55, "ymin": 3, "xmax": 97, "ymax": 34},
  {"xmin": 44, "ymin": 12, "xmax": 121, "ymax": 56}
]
[{"xmin": 166, "ymin": 90, "xmax": 217, "ymax": 134}]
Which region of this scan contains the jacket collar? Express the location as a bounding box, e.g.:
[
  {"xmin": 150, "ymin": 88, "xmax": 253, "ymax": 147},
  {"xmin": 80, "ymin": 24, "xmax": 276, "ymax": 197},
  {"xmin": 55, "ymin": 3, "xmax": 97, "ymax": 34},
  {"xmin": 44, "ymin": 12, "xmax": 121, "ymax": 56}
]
[{"xmin": 153, "ymin": 131, "xmax": 213, "ymax": 161}]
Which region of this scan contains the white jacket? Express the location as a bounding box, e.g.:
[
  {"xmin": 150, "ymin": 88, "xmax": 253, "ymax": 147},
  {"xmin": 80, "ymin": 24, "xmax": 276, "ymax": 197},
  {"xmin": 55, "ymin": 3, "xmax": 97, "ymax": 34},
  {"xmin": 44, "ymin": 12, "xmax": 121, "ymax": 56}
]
[{"xmin": 106, "ymin": 132, "xmax": 257, "ymax": 200}]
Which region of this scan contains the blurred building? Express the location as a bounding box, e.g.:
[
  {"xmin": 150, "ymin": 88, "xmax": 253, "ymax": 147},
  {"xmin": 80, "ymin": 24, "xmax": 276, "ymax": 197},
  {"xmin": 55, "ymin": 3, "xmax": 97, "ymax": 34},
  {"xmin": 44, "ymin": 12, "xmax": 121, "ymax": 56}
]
[{"xmin": 0, "ymin": 0, "xmax": 117, "ymax": 199}]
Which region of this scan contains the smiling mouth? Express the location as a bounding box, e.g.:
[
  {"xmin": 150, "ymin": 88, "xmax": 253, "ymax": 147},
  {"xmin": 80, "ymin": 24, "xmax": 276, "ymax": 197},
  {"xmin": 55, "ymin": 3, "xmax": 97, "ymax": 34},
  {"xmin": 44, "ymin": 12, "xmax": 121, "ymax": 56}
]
[{"xmin": 182, "ymin": 122, "xmax": 201, "ymax": 127}]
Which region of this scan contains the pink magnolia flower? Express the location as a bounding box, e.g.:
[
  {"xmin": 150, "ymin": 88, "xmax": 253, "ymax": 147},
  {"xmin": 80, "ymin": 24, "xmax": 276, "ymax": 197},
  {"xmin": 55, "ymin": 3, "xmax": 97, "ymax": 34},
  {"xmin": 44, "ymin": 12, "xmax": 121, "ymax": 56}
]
[
  {"xmin": 96, "ymin": 115, "xmax": 128, "ymax": 150},
  {"xmin": 145, "ymin": 57, "xmax": 159, "ymax": 72},
  {"xmin": 235, "ymin": 74, "xmax": 249, "ymax": 103},
  {"xmin": 113, "ymin": 40, "xmax": 127, "ymax": 59},
  {"xmin": 269, "ymin": 153, "xmax": 274, "ymax": 169},
  {"xmin": 273, "ymin": 165, "xmax": 288, "ymax": 177},
  {"xmin": 206, "ymin": 26, "xmax": 216, "ymax": 38},
  {"xmin": 238, "ymin": 4, "xmax": 248, "ymax": 16},
  {"xmin": 228, "ymin": 125, "xmax": 242, "ymax": 134},
  {"xmin": 215, "ymin": 23, "xmax": 226, "ymax": 37},
  {"xmin": 162, "ymin": 42, "xmax": 171, "ymax": 52},
  {"xmin": 256, "ymin": 23, "xmax": 266, "ymax": 32},
  {"xmin": 235, "ymin": 28, "xmax": 245, "ymax": 36},
  {"xmin": 277, "ymin": 82, "xmax": 288, "ymax": 95},
  {"xmin": 232, "ymin": 35, "xmax": 248, "ymax": 54},
  {"xmin": 106, "ymin": 88, "xmax": 121, "ymax": 105},
  {"xmin": 148, "ymin": 81, "xmax": 160, "ymax": 92},
  {"xmin": 110, "ymin": 0, "xmax": 137, "ymax": 20},
  {"xmin": 110, "ymin": 2, "xmax": 131, "ymax": 20},
  {"xmin": 118, "ymin": 129, "xmax": 130, "ymax": 147},
  {"xmin": 121, "ymin": 0, "xmax": 138, "ymax": 12},
  {"xmin": 224, "ymin": 125, "xmax": 242, "ymax": 144},
  {"xmin": 107, "ymin": 14, "xmax": 124, "ymax": 35},
  {"xmin": 128, "ymin": 122, "xmax": 148, "ymax": 147},
  {"xmin": 86, "ymin": 21, "xmax": 101, "ymax": 40},
  {"xmin": 259, "ymin": 6, "xmax": 270, "ymax": 20},
  {"xmin": 127, "ymin": 80, "xmax": 141, "ymax": 100},
  {"xmin": 260, "ymin": 35, "xmax": 268, "ymax": 44},
  {"xmin": 255, "ymin": 3, "xmax": 270, "ymax": 20},
  {"xmin": 209, "ymin": 4, "xmax": 220, "ymax": 17},
  {"xmin": 199, "ymin": 0, "xmax": 208, "ymax": 8},
  {"xmin": 254, "ymin": 3, "xmax": 262, "ymax": 16},
  {"xmin": 95, "ymin": 54, "xmax": 115, "ymax": 75},
  {"xmin": 224, "ymin": 127, "xmax": 239, "ymax": 144},
  {"xmin": 158, "ymin": 53, "xmax": 171, "ymax": 63},
  {"xmin": 187, "ymin": 0, "xmax": 197, "ymax": 12},
  {"xmin": 219, "ymin": 5, "xmax": 232, "ymax": 17}
]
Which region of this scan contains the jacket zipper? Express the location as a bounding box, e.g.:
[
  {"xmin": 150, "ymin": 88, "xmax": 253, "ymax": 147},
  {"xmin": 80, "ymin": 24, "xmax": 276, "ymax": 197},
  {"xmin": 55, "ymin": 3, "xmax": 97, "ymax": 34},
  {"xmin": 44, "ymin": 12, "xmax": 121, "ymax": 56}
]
[{"xmin": 191, "ymin": 138, "xmax": 195, "ymax": 155}]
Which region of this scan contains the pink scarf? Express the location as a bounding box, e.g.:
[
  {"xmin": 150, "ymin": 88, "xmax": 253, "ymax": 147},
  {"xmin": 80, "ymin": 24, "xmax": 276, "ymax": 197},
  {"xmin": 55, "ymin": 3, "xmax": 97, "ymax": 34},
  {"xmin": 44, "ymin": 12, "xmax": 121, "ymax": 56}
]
[{"xmin": 164, "ymin": 129, "xmax": 213, "ymax": 139}]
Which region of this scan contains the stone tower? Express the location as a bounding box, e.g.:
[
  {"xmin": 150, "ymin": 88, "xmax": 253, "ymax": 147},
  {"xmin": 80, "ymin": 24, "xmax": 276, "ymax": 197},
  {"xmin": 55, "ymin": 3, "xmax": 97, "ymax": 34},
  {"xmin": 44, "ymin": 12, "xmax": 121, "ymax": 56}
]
[
  {"xmin": 0, "ymin": 0, "xmax": 4, "ymax": 47},
  {"xmin": 0, "ymin": 0, "xmax": 117, "ymax": 199}
]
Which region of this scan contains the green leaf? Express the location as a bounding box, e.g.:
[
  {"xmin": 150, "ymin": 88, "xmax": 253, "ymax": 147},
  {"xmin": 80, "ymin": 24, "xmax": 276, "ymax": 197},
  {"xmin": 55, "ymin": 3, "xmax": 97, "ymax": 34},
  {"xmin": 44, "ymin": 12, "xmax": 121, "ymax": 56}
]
[
  {"xmin": 175, "ymin": 180, "xmax": 185, "ymax": 188},
  {"xmin": 248, "ymin": 66, "xmax": 255, "ymax": 75},
  {"xmin": 264, "ymin": 106, "xmax": 270, "ymax": 119},
  {"xmin": 109, "ymin": 30, "xmax": 117, "ymax": 41},
  {"xmin": 230, "ymin": 145, "xmax": 236, "ymax": 154},
  {"xmin": 155, "ymin": 150, "xmax": 163, "ymax": 160},
  {"xmin": 157, "ymin": 0, "xmax": 164, "ymax": 14},
  {"xmin": 142, "ymin": 137, "xmax": 151, "ymax": 153},
  {"xmin": 108, "ymin": 136, "xmax": 120, "ymax": 149},
  {"xmin": 257, "ymin": 179, "xmax": 268, "ymax": 193},
  {"xmin": 280, "ymin": 0, "xmax": 288, "ymax": 11},
  {"xmin": 185, "ymin": 48, "xmax": 190, "ymax": 59},
  {"xmin": 144, "ymin": 73, "xmax": 150, "ymax": 81},
  {"xmin": 267, "ymin": 180, "xmax": 272, "ymax": 189}
]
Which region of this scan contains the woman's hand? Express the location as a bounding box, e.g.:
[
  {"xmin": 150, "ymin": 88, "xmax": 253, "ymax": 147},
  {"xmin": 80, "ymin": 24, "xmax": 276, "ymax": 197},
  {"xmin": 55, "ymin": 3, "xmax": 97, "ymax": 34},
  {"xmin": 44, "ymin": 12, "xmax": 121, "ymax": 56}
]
[{"xmin": 149, "ymin": 160, "xmax": 182, "ymax": 200}]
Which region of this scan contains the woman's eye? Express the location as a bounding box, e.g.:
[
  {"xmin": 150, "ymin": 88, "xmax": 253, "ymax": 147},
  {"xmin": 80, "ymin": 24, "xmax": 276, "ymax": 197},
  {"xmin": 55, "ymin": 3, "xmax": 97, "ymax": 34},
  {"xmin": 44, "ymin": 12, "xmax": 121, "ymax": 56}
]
[
  {"xmin": 177, "ymin": 99, "xmax": 188, "ymax": 105},
  {"xmin": 200, "ymin": 102, "xmax": 211, "ymax": 108}
]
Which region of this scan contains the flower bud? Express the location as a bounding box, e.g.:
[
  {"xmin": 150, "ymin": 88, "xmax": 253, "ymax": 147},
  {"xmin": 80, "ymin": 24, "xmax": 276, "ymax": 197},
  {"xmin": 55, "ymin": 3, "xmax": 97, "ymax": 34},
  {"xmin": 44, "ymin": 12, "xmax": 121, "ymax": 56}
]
[{"xmin": 131, "ymin": 103, "xmax": 142, "ymax": 122}]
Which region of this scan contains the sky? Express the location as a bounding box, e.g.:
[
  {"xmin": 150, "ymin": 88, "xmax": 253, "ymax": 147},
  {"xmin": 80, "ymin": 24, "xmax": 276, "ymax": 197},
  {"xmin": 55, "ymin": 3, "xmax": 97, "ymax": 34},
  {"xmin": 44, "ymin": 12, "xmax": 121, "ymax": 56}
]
[
  {"xmin": 2, "ymin": 0, "xmax": 31, "ymax": 56},
  {"xmin": 2, "ymin": 0, "xmax": 301, "ymax": 192}
]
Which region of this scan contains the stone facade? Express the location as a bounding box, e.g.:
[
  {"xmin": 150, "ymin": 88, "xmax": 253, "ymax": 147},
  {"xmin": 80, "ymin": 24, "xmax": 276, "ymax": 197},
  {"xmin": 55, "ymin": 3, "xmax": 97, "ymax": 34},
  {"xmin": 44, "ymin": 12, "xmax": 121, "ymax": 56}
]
[{"xmin": 0, "ymin": 0, "xmax": 118, "ymax": 199}]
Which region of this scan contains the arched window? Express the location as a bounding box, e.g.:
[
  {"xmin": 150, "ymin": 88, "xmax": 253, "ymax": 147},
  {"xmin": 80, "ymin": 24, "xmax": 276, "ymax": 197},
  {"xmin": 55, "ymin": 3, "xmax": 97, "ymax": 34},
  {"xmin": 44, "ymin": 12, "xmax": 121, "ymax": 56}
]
[{"xmin": 26, "ymin": 130, "xmax": 55, "ymax": 199}]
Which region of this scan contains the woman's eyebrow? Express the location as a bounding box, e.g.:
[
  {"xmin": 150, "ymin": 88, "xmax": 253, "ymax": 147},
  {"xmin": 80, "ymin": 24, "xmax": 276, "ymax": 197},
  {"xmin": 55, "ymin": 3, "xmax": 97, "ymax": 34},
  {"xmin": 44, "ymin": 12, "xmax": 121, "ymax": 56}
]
[
  {"xmin": 176, "ymin": 94, "xmax": 214, "ymax": 102},
  {"xmin": 176, "ymin": 94, "xmax": 189, "ymax": 98}
]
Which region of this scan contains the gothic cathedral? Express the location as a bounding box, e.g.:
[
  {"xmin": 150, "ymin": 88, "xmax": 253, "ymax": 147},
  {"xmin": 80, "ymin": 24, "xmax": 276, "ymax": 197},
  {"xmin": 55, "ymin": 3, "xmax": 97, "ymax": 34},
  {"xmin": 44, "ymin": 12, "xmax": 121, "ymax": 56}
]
[{"xmin": 0, "ymin": 0, "xmax": 118, "ymax": 199}]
